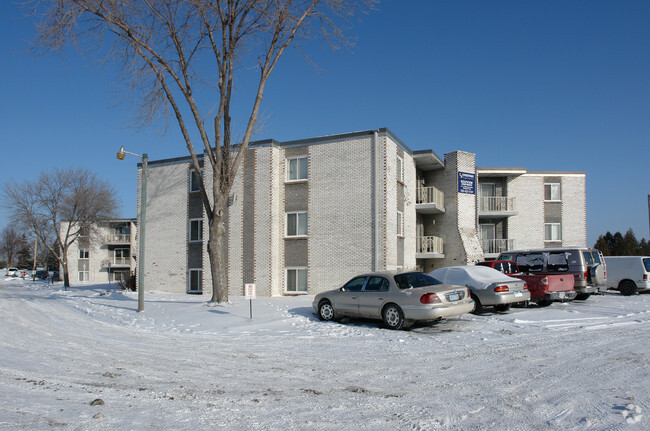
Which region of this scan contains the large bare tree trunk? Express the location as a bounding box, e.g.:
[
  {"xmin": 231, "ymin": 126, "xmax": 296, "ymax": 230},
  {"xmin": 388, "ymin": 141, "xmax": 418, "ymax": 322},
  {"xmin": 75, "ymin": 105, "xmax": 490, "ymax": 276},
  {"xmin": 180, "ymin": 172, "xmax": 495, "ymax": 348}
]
[{"xmin": 208, "ymin": 200, "xmax": 228, "ymax": 303}]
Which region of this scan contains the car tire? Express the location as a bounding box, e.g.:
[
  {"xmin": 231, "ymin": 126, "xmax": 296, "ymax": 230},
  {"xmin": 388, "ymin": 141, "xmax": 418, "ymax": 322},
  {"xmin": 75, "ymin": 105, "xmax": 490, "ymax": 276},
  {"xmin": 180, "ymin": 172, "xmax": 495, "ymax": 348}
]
[
  {"xmin": 536, "ymin": 300, "xmax": 553, "ymax": 307},
  {"xmin": 575, "ymin": 293, "xmax": 591, "ymax": 301},
  {"xmin": 470, "ymin": 294, "xmax": 483, "ymax": 315},
  {"xmin": 318, "ymin": 300, "xmax": 336, "ymax": 321},
  {"xmin": 493, "ymin": 304, "xmax": 511, "ymax": 312},
  {"xmin": 619, "ymin": 280, "xmax": 638, "ymax": 296},
  {"xmin": 382, "ymin": 304, "xmax": 405, "ymax": 330}
]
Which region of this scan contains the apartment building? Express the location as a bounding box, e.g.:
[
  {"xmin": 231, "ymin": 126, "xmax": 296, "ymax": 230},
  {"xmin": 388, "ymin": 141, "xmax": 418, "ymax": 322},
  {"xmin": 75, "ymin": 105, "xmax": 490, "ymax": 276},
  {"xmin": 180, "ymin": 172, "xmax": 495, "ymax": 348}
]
[
  {"xmin": 63, "ymin": 219, "xmax": 137, "ymax": 283},
  {"xmin": 135, "ymin": 128, "xmax": 586, "ymax": 296}
]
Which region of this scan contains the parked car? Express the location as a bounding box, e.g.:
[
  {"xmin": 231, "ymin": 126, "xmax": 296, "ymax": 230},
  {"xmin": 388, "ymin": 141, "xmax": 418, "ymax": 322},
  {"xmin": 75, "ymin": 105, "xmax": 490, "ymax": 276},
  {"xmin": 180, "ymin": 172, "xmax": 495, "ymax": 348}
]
[
  {"xmin": 478, "ymin": 260, "xmax": 576, "ymax": 306},
  {"xmin": 312, "ymin": 271, "xmax": 474, "ymax": 330},
  {"xmin": 5, "ymin": 267, "xmax": 18, "ymax": 277},
  {"xmin": 429, "ymin": 265, "xmax": 530, "ymax": 313},
  {"xmin": 497, "ymin": 247, "xmax": 607, "ymax": 300},
  {"xmin": 603, "ymin": 256, "xmax": 650, "ymax": 296},
  {"xmin": 33, "ymin": 270, "xmax": 49, "ymax": 280}
]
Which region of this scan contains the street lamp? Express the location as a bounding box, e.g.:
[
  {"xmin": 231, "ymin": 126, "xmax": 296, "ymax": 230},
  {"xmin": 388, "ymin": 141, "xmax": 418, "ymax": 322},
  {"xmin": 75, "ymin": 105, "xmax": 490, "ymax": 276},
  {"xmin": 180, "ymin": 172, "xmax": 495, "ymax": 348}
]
[{"xmin": 117, "ymin": 145, "xmax": 148, "ymax": 312}]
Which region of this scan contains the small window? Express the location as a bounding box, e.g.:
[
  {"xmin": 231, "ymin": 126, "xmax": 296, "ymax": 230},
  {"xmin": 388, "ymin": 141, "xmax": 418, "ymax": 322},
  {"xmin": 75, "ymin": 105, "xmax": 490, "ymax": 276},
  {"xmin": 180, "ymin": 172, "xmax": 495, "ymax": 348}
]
[
  {"xmin": 364, "ymin": 276, "xmax": 389, "ymax": 292},
  {"xmin": 79, "ymin": 249, "xmax": 89, "ymax": 259},
  {"xmin": 396, "ymin": 155, "xmax": 404, "ymax": 183},
  {"xmin": 188, "ymin": 269, "xmax": 202, "ymax": 292},
  {"xmin": 397, "ymin": 211, "xmax": 404, "ymax": 237},
  {"xmin": 544, "ymin": 183, "xmax": 561, "ymax": 201},
  {"xmin": 190, "ymin": 170, "xmax": 202, "ymax": 192},
  {"xmin": 286, "ymin": 212, "xmax": 308, "ymax": 237},
  {"xmin": 545, "ymin": 223, "xmax": 562, "ymax": 241},
  {"xmin": 78, "ymin": 271, "xmax": 89, "ymax": 281},
  {"xmin": 286, "ymin": 267, "xmax": 308, "ymax": 292},
  {"xmin": 287, "ymin": 156, "xmax": 308, "ymax": 182},
  {"xmin": 343, "ymin": 276, "xmax": 367, "ymax": 292},
  {"xmin": 189, "ymin": 219, "xmax": 203, "ymax": 242}
]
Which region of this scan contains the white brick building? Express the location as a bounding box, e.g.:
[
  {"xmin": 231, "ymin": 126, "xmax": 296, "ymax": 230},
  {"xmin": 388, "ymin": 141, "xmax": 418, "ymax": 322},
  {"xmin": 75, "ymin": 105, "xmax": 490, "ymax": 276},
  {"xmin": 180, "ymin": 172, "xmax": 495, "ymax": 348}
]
[{"xmin": 134, "ymin": 128, "xmax": 586, "ymax": 296}]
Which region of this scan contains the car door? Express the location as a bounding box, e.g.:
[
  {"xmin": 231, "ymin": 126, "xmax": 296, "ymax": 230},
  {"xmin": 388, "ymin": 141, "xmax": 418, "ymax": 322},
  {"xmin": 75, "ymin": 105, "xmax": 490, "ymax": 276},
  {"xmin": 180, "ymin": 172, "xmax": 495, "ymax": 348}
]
[
  {"xmin": 357, "ymin": 276, "xmax": 390, "ymax": 318},
  {"xmin": 333, "ymin": 276, "xmax": 366, "ymax": 317}
]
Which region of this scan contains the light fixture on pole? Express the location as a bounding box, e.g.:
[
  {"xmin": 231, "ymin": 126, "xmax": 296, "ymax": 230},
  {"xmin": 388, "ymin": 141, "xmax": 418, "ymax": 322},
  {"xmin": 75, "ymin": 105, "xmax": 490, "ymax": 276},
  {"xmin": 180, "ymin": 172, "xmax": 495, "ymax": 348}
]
[{"xmin": 117, "ymin": 145, "xmax": 148, "ymax": 312}]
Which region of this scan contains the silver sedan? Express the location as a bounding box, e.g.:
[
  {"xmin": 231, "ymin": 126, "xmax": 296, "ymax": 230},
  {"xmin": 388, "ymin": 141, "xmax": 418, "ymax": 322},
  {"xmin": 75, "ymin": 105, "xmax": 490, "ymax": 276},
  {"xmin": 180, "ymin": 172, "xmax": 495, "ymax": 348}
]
[
  {"xmin": 429, "ymin": 266, "xmax": 530, "ymax": 313},
  {"xmin": 312, "ymin": 271, "xmax": 474, "ymax": 330}
]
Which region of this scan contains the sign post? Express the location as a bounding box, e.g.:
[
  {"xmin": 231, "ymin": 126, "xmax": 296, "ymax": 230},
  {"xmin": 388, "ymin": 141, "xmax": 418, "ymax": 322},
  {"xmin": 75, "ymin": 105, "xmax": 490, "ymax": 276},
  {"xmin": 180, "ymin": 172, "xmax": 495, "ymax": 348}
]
[
  {"xmin": 105, "ymin": 259, "xmax": 111, "ymax": 284},
  {"xmin": 244, "ymin": 283, "xmax": 256, "ymax": 319}
]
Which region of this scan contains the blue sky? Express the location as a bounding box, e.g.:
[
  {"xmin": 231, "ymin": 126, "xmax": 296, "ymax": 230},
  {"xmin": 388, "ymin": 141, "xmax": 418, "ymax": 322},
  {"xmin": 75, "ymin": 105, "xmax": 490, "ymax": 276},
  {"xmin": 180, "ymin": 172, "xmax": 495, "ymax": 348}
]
[{"xmin": 1, "ymin": 0, "xmax": 649, "ymax": 246}]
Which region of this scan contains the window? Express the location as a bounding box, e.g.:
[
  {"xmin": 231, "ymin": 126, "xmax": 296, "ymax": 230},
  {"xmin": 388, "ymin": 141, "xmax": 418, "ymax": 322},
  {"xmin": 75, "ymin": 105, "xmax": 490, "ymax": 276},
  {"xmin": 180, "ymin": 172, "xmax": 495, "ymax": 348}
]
[
  {"xmin": 189, "ymin": 219, "xmax": 203, "ymax": 242},
  {"xmin": 545, "ymin": 223, "xmax": 562, "ymax": 241},
  {"xmin": 286, "ymin": 212, "xmax": 308, "ymax": 237},
  {"xmin": 364, "ymin": 276, "xmax": 389, "ymax": 292},
  {"xmin": 79, "ymin": 249, "xmax": 89, "ymax": 259},
  {"xmin": 544, "ymin": 183, "xmax": 561, "ymax": 201},
  {"xmin": 287, "ymin": 156, "xmax": 308, "ymax": 182},
  {"xmin": 286, "ymin": 268, "xmax": 308, "ymax": 292},
  {"xmin": 78, "ymin": 259, "xmax": 89, "ymax": 281},
  {"xmin": 188, "ymin": 269, "xmax": 202, "ymax": 292},
  {"xmin": 397, "ymin": 211, "xmax": 404, "ymax": 237},
  {"xmin": 342, "ymin": 276, "xmax": 367, "ymax": 292},
  {"xmin": 396, "ymin": 155, "xmax": 404, "ymax": 183},
  {"xmin": 190, "ymin": 170, "xmax": 202, "ymax": 192}
]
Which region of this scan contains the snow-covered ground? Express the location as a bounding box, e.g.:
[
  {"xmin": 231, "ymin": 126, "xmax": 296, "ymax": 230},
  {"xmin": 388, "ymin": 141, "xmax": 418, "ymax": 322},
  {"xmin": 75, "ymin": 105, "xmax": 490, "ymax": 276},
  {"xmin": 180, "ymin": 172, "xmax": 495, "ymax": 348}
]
[{"xmin": 1, "ymin": 277, "xmax": 648, "ymax": 430}]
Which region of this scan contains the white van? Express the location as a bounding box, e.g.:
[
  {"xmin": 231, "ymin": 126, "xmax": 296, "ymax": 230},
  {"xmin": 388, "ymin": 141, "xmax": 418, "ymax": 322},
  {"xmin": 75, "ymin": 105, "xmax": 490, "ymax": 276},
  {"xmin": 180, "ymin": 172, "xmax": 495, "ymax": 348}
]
[{"xmin": 603, "ymin": 256, "xmax": 650, "ymax": 295}]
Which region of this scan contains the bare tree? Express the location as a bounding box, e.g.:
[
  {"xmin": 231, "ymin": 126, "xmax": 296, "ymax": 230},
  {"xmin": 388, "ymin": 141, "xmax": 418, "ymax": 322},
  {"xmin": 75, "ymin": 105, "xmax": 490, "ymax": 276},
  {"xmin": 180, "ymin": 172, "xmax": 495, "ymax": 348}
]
[
  {"xmin": 3, "ymin": 168, "xmax": 118, "ymax": 287},
  {"xmin": 0, "ymin": 227, "xmax": 25, "ymax": 267},
  {"xmin": 28, "ymin": 0, "xmax": 376, "ymax": 302}
]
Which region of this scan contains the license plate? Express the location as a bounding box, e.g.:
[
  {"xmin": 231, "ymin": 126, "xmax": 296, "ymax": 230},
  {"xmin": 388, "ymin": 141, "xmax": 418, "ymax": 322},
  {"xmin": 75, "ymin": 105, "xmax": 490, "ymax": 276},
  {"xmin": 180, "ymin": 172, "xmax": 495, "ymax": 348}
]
[
  {"xmin": 514, "ymin": 291, "xmax": 523, "ymax": 297},
  {"xmin": 448, "ymin": 292, "xmax": 459, "ymax": 302},
  {"xmin": 559, "ymin": 292, "xmax": 565, "ymax": 298}
]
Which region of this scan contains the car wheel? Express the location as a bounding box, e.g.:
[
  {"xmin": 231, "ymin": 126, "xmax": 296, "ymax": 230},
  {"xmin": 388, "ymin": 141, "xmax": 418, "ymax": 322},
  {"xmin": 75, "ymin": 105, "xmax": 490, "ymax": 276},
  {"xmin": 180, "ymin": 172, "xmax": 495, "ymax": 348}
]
[
  {"xmin": 575, "ymin": 293, "xmax": 591, "ymax": 301},
  {"xmin": 470, "ymin": 294, "xmax": 483, "ymax": 315},
  {"xmin": 619, "ymin": 280, "xmax": 638, "ymax": 296},
  {"xmin": 536, "ymin": 300, "xmax": 553, "ymax": 307},
  {"xmin": 382, "ymin": 304, "xmax": 405, "ymax": 330},
  {"xmin": 493, "ymin": 304, "xmax": 511, "ymax": 312},
  {"xmin": 318, "ymin": 300, "xmax": 336, "ymax": 321}
]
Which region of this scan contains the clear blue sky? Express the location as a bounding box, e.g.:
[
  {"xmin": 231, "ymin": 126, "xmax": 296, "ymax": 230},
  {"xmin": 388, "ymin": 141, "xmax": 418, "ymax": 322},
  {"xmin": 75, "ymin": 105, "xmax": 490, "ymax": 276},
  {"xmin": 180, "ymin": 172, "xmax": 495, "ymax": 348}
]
[{"xmin": 1, "ymin": 0, "xmax": 649, "ymax": 246}]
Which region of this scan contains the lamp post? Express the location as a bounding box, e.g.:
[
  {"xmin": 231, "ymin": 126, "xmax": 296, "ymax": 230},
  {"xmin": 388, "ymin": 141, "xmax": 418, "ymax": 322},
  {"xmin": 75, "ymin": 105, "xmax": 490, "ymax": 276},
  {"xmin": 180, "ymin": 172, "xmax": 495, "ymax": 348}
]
[{"xmin": 117, "ymin": 146, "xmax": 148, "ymax": 312}]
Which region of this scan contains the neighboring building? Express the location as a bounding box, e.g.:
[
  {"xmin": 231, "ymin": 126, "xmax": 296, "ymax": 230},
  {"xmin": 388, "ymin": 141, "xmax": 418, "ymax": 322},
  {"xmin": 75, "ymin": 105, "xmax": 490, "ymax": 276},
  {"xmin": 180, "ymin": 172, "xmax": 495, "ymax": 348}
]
[
  {"xmin": 136, "ymin": 128, "xmax": 587, "ymax": 297},
  {"xmin": 62, "ymin": 219, "xmax": 137, "ymax": 283}
]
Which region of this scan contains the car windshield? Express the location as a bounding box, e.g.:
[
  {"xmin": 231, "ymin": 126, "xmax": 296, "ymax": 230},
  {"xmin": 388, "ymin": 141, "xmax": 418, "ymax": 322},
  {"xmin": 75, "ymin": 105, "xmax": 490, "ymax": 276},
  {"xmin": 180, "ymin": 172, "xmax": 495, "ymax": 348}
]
[{"xmin": 394, "ymin": 272, "xmax": 441, "ymax": 289}]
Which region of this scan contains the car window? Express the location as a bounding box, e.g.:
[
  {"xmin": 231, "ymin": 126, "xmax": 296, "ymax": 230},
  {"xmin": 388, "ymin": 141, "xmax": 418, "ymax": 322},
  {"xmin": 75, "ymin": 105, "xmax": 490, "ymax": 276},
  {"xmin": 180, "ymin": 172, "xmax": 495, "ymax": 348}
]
[
  {"xmin": 343, "ymin": 276, "xmax": 366, "ymax": 292},
  {"xmin": 643, "ymin": 258, "xmax": 650, "ymax": 272},
  {"xmin": 499, "ymin": 254, "xmax": 514, "ymax": 261},
  {"xmin": 592, "ymin": 251, "xmax": 602, "ymax": 264},
  {"xmin": 516, "ymin": 253, "xmax": 544, "ymax": 272},
  {"xmin": 547, "ymin": 252, "xmax": 569, "ymax": 272},
  {"xmin": 364, "ymin": 276, "xmax": 389, "ymax": 292},
  {"xmin": 582, "ymin": 251, "xmax": 594, "ymax": 265},
  {"xmin": 394, "ymin": 272, "xmax": 441, "ymax": 289},
  {"xmin": 565, "ymin": 250, "xmax": 581, "ymax": 265}
]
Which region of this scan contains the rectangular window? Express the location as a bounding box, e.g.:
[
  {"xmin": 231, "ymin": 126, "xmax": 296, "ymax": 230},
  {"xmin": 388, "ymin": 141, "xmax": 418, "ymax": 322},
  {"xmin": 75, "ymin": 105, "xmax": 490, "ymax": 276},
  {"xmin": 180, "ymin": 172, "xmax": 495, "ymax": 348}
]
[
  {"xmin": 545, "ymin": 223, "xmax": 562, "ymax": 241},
  {"xmin": 396, "ymin": 155, "xmax": 404, "ymax": 183},
  {"xmin": 188, "ymin": 269, "xmax": 202, "ymax": 292},
  {"xmin": 286, "ymin": 212, "xmax": 308, "ymax": 237},
  {"xmin": 190, "ymin": 170, "xmax": 202, "ymax": 192},
  {"xmin": 286, "ymin": 267, "xmax": 308, "ymax": 293},
  {"xmin": 397, "ymin": 211, "xmax": 404, "ymax": 237},
  {"xmin": 287, "ymin": 156, "xmax": 308, "ymax": 182},
  {"xmin": 544, "ymin": 183, "xmax": 561, "ymax": 201},
  {"xmin": 79, "ymin": 249, "xmax": 89, "ymax": 259},
  {"xmin": 78, "ymin": 271, "xmax": 89, "ymax": 281},
  {"xmin": 189, "ymin": 219, "xmax": 203, "ymax": 242}
]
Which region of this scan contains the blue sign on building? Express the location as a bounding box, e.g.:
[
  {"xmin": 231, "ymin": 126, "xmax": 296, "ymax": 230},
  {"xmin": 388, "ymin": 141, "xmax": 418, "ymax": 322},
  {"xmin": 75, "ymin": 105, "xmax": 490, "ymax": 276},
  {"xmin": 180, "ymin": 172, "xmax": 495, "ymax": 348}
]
[{"xmin": 458, "ymin": 171, "xmax": 476, "ymax": 194}]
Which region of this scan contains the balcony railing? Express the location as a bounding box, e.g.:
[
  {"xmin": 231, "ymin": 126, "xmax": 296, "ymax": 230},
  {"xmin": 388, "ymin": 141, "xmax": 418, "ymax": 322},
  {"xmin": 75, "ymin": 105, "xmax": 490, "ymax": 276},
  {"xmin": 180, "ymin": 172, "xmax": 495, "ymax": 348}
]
[
  {"xmin": 417, "ymin": 186, "xmax": 444, "ymax": 207},
  {"xmin": 479, "ymin": 196, "xmax": 516, "ymax": 213},
  {"xmin": 417, "ymin": 235, "xmax": 444, "ymax": 255},
  {"xmin": 105, "ymin": 234, "xmax": 130, "ymax": 244},
  {"xmin": 102, "ymin": 257, "xmax": 131, "ymax": 267},
  {"xmin": 481, "ymin": 238, "xmax": 515, "ymax": 255}
]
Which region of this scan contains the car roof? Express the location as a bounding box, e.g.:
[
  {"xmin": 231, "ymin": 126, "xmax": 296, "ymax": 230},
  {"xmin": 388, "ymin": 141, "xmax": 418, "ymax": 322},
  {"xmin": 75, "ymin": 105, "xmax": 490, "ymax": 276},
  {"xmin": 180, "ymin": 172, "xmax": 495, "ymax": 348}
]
[{"xmin": 501, "ymin": 247, "xmax": 599, "ymax": 254}]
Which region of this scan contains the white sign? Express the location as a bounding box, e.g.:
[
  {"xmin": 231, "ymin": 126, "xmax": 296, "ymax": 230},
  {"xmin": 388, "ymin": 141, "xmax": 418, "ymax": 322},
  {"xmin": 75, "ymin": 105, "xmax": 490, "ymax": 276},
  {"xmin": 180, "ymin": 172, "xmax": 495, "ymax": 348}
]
[{"xmin": 244, "ymin": 283, "xmax": 256, "ymax": 299}]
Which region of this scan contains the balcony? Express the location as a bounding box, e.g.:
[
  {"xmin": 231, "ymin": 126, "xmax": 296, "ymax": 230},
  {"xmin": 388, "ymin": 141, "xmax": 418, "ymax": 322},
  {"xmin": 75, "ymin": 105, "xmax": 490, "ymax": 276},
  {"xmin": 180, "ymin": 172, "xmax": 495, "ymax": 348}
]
[
  {"xmin": 101, "ymin": 257, "xmax": 132, "ymax": 268},
  {"xmin": 416, "ymin": 235, "xmax": 444, "ymax": 259},
  {"xmin": 416, "ymin": 186, "xmax": 445, "ymax": 214},
  {"xmin": 104, "ymin": 234, "xmax": 130, "ymax": 244},
  {"xmin": 481, "ymin": 238, "xmax": 515, "ymax": 257},
  {"xmin": 478, "ymin": 196, "xmax": 517, "ymax": 218}
]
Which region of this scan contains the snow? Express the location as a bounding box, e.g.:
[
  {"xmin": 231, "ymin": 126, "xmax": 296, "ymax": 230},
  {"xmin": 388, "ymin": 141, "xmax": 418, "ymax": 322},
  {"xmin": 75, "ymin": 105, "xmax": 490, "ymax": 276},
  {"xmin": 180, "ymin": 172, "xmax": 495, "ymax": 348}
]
[
  {"xmin": 1, "ymin": 277, "xmax": 649, "ymax": 430},
  {"xmin": 430, "ymin": 266, "xmax": 521, "ymax": 290}
]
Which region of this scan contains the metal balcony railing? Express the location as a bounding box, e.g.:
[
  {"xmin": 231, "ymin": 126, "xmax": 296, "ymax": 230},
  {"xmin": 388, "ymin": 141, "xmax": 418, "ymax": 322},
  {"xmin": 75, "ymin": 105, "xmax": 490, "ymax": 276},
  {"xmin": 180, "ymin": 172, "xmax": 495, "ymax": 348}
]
[
  {"xmin": 479, "ymin": 196, "xmax": 516, "ymax": 212},
  {"xmin": 417, "ymin": 235, "xmax": 444, "ymax": 254},
  {"xmin": 416, "ymin": 186, "xmax": 444, "ymax": 207},
  {"xmin": 102, "ymin": 257, "xmax": 131, "ymax": 267},
  {"xmin": 481, "ymin": 238, "xmax": 515, "ymax": 255},
  {"xmin": 104, "ymin": 234, "xmax": 130, "ymax": 244}
]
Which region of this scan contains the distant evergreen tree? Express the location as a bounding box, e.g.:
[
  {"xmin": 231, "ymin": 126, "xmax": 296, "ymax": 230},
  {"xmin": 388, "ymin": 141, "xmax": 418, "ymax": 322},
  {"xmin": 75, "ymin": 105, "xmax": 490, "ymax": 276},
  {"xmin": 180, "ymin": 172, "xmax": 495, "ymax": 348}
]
[
  {"xmin": 594, "ymin": 236, "xmax": 611, "ymax": 255},
  {"xmin": 594, "ymin": 228, "xmax": 649, "ymax": 256}
]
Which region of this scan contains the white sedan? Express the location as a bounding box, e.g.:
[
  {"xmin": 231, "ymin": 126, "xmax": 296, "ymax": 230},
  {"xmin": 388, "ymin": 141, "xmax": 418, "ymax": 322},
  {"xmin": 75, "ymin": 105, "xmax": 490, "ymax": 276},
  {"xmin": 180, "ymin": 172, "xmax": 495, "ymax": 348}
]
[{"xmin": 429, "ymin": 266, "xmax": 530, "ymax": 313}]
